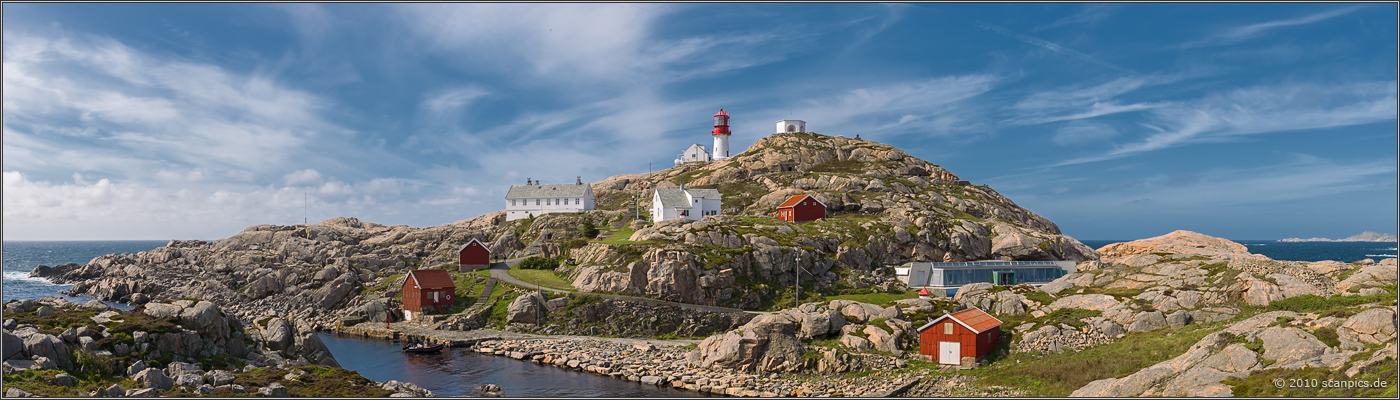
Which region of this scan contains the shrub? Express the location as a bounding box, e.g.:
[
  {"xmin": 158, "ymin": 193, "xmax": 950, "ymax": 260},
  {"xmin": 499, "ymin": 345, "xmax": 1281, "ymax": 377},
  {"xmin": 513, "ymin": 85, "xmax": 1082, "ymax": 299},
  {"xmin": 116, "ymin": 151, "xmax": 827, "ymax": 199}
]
[{"xmin": 518, "ymin": 256, "xmax": 561, "ymax": 270}]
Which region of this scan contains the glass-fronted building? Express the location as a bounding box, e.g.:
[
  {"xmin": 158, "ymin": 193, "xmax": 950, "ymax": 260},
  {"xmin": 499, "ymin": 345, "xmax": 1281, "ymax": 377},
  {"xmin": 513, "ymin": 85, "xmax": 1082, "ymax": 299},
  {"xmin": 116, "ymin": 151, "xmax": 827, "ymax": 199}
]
[{"xmin": 902, "ymin": 260, "xmax": 1076, "ymax": 288}]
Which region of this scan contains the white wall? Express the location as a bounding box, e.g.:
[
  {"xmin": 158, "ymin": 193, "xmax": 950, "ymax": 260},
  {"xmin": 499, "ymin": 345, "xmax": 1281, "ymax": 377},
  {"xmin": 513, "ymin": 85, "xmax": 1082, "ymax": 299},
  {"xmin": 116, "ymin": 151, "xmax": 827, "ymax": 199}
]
[
  {"xmin": 504, "ymin": 188, "xmax": 596, "ymax": 221},
  {"xmin": 776, "ymin": 120, "xmax": 806, "ymax": 133}
]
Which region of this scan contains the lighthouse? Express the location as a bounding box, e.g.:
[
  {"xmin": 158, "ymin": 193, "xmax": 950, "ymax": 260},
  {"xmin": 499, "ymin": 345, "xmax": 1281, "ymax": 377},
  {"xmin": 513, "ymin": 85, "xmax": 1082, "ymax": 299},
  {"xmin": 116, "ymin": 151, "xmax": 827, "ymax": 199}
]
[{"xmin": 711, "ymin": 109, "xmax": 732, "ymax": 160}]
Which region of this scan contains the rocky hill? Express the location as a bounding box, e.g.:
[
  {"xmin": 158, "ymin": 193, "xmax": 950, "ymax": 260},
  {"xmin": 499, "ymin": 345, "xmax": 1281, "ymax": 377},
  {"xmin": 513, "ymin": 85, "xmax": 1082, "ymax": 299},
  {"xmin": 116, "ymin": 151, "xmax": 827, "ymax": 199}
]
[
  {"xmin": 2, "ymin": 297, "xmax": 432, "ymax": 397},
  {"xmin": 1279, "ymin": 231, "xmax": 1399, "ymax": 242},
  {"xmin": 31, "ymin": 132, "xmax": 1095, "ymax": 324}
]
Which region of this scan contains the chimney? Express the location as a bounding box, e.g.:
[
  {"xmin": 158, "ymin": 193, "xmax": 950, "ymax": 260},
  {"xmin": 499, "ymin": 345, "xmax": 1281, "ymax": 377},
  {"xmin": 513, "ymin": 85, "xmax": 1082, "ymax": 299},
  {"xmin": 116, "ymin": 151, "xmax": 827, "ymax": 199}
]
[
  {"xmin": 577, "ymin": 176, "xmax": 582, "ymax": 185},
  {"xmin": 527, "ymin": 178, "xmax": 532, "ymax": 185}
]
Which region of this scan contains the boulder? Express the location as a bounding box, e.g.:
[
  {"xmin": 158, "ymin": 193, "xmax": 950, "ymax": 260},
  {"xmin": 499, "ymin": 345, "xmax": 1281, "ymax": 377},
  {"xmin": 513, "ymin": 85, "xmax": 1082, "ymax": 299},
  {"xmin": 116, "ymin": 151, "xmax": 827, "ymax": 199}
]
[
  {"xmin": 135, "ymin": 368, "xmax": 173, "ymax": 390},
  {"xmin": 839, "ymin": 334, "xmax": 873, "ymax": 351},
  {"xmin": 1340, "ymin": 308, "xmax": 1397, "ymax": 345},
  {"xmin": 1127, "ymin": 311, "xmax": 1167, "ymax": 333},
  {"xmin": 863, "ymin": 325, "xmax": 902, "ymax": 354},
  {"xmin": 20, "ymin": 333, "xmax": 72, "ymax": 370},
  {"xmin": 166, "ymin": 361, "xmax": 204, "ymax": 378},
  {"xmin": 127, "ymin": 360, "xmax": 149, "ymax": 377},
  {"xmin": 3, "ymin": 329, "xmax": 22, "ymax": 360},
  {"xmin": 506, "ymin": 292, "xmax": 548, "ymax": 324},
  {"xmin": 205, "ymin": 369, "xmax": 236, "ymax": 386},
  {"xmin": 34, "ymin": 306, "xmax": 54, "ymax": 317},
  {"xmin": 37, "ymin": 372, "xmax": 69, "ymax": 388},
  {"xmin": 825, "ymin": 310, "xmax": 848, "ymax": 334},
  {"xmin": 799, "ymin": 312, "xmax": 832, "ymax": 339},
  {"xmin": 838, "ymin": 302, "xmax": 884, "ymax": 323},
  {"xmin": 129, "ymin": 388, "xmax": 157, "ymax": 397},
  {"xmin": 175, "ymin": 373, "xmax": 205, "ymax": 387},
  {"xmin": 4, "ymin": 388, "xmax": 33, "ymax": 398},
  {"xmin": 259, "ymin": 382, "xmax": 288, "ymax": 397},
  {"xmin": 692, "ymin": 314, "xmax": 806, "ymax": 372},
  {"xmin": 1166, "ymin": 310, "xmax": 1193, "ymax": 329},
  {"xmin": 1255, "ymin": 327, "xmax": 1328, "ymax": 366},
  {"xmin": 104, "ymin": 384, "xmax": 126, "ymax": 397},
  {"xmin": 261, "ymin": 318, "xmax": 294, "ymax": 353},
  {"xmin": 143, "ymin": 302, "xmax": 184, "ymax": 320}
]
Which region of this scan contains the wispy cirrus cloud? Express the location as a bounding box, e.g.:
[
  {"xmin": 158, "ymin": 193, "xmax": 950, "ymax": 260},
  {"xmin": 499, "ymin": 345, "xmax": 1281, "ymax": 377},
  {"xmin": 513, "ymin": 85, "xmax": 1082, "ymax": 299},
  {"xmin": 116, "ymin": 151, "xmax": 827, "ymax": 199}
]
[
  {"xmin": 1036, "ymin": 4, "xmax": 1120, "ymax": 31},
  {"xmin": 975, "ymin": 21, "xmax": 1128, "ymax": 72},
  {"xmin": 1178, "ymin": 5, "xmax": 1366, "ymax": 48},
  {"xmin": 1053, "ymin": 80, "xmax": 1397, "ymax": 166}
]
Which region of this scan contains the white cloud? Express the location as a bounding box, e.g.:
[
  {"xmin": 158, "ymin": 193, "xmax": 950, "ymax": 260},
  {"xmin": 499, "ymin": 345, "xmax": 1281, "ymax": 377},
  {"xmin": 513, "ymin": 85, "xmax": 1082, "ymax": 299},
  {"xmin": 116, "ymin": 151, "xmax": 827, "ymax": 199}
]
[
  {"xmin": 1181, "ymin": 5, "xmax": 1366, "ymax": 48},
  {"xmin": 1053, "ymin": 122, "xmax": 1119, "ymax": 145},
  {"xmin": 1037, "ymin": 4, "xmax": 1120, "ymax": 31},
  {"xmin": 283, "ymin": 169, "xmax": 323, "ymax": 186},
  {"xmin": 423, "ymin": 87, "xmax": 491, "ymax": 113},
  {"xmin": 1054, "ymin": 81, "xmax": 1397, "ymax": 166},
  {"xmin": 975, "ymin": 21, "xmax": 1128, "ymax": 72}
]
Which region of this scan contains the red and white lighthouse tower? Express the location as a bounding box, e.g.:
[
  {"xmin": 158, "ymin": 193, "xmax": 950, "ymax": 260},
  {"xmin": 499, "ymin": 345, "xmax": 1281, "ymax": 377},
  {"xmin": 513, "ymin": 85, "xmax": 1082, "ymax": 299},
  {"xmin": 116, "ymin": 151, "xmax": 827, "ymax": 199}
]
[{"xmin": 711, "ymin": 109, "xmax": 732, "ymax": 160}]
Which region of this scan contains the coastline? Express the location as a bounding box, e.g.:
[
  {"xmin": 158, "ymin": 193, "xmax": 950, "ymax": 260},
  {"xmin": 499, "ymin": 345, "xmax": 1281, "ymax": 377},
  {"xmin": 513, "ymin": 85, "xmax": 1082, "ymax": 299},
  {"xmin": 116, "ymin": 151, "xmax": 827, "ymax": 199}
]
[{"xmin": 327, "ymin": 322, "xmax": 928, "ymax": 397}]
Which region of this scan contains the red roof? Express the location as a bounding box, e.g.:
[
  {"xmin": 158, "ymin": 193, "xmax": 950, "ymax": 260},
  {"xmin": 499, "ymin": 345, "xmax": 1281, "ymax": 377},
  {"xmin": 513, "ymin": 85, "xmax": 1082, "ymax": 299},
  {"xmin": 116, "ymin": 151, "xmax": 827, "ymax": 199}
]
[
  {"xmin": 407, "ymin": 269, "xmax": 456, "ymax": 290},
  {"xmin": 918, "ymin": 287, "xmax": 930, "ymax": 295},
  {"xmin": 778, "ymin": 194, "xmax": 824, "ymax": 209},
  {"xmin": 918, "ymin": 306, "xmax": 1002, "ymax": 334},
  {"xmin": 713, "ymin": 109, "xmax": 730, "ymax": 117}
]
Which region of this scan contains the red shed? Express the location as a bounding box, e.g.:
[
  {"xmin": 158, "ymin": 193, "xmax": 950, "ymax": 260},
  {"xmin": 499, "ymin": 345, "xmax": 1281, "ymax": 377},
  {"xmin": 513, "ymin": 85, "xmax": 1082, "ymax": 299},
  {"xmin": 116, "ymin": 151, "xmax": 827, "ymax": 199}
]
[
  {"xmin": 917, "ymin": 307, "xmax": 1002, "ymax": 365},
  {"xmin": 458, "ymin": 238, "xmax": 491, "ymax": 272},
  {"xmin": 776, "ymin": 194, "xmax": 826, "ymax": 222},
  {"xmin": 401, "ymin": 269, "xmax": 456, "ymax": 321}
]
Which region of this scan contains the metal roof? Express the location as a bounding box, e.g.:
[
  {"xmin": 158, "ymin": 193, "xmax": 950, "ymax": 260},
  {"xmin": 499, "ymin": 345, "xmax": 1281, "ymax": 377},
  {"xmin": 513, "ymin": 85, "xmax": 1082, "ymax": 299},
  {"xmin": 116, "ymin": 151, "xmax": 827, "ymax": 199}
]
[
  {"xmin": 505, "ymin": 183, "xmax": 590, "ymax": 199},
  {"xmin": 406, "ymin": 269, "xmax": 456, "ymax": 290},
  {"xmin": 655, "ymin": 188, "xmax": 721, "ymax": 209},
  {"xmin": 917, "ymin": 306, "xmax": 1002, "ymax": 334},
  {"xmin": 777, "ymin": 194, "xmax": 825, "ymax": 209}
]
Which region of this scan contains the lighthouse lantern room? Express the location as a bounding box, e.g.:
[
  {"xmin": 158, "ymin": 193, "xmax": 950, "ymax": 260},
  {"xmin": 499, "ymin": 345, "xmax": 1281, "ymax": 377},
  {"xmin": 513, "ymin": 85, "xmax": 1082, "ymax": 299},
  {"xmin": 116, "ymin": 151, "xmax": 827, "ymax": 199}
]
[{"xmin": 711, "ymin": 109, "xmax": 732, "ymax": 160}]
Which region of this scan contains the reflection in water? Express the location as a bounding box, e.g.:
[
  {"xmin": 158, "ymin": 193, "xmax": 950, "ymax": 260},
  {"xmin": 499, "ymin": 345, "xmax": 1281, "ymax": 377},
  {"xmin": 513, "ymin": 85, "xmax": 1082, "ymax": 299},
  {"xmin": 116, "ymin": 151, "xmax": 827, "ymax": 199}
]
[{"xmin": 318, "ymin": 332, "xmax": 710, "ymax": 397}]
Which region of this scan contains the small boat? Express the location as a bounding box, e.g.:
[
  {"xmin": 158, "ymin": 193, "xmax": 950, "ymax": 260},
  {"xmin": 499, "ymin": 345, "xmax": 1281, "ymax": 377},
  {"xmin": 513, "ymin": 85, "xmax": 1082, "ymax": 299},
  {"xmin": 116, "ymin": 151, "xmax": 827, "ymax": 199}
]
[{"xmin": 402, "ymin": 342, "xmax": 445, "ymax": 354}]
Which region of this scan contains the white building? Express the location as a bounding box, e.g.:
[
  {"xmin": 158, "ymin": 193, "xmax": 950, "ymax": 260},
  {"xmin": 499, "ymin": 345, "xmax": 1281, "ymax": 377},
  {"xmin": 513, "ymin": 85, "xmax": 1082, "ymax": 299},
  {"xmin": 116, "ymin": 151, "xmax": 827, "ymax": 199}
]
[
  {"xmin": 678, "ymin": 143, "xmax": 712, "ymax": 164},
  {"xmin": 504, "ymin": 177, "xmax": 595, "ymax": 221},
  {"xmin": 651, "ymin": 186, "xmax": 722, "ymax": 224},
  {"xmin": 712, "ymin": 109, "xmax": 733, "ymax": 160},
  {"xmin": 776, "ymin": 119, "xmax": 806, "ymax": 133}
]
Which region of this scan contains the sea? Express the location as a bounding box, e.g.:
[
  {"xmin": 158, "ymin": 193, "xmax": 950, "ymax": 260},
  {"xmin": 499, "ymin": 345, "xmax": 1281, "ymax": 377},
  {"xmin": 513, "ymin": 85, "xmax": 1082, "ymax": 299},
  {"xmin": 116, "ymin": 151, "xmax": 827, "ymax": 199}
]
[
  {"xmin": 1078, "ymin": 240, "xmax": 1398, "ymax": 263},
  {"xmin": 4, "ymin": 239, "xmax": 1395, "ymax": 396}
]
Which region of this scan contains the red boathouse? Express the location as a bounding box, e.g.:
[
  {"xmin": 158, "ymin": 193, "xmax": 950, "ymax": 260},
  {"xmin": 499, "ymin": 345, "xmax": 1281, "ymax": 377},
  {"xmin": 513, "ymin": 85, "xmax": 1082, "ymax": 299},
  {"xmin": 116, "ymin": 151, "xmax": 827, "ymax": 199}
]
[
  {"xmin": 402, "ymin": 269, "xmax": 456, "ymax": 321},
  {"xmin": 776, "ymin": 194, "xmax": 826, "ymax": 222},
  {"xmin": 458, "ymin": 238, "xmax": 491, "ymax": 272},
  {"xmin": 917, "ymin": 306, "xmax": 1002, "ymax": 365}
]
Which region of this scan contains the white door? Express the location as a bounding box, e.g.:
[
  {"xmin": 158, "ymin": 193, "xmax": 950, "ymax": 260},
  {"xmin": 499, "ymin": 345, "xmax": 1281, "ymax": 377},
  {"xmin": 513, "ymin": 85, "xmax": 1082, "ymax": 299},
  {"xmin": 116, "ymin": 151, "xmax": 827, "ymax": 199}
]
[{"xmin": 939, "ymin": 341, "xmax": 960, "ymax": 365}]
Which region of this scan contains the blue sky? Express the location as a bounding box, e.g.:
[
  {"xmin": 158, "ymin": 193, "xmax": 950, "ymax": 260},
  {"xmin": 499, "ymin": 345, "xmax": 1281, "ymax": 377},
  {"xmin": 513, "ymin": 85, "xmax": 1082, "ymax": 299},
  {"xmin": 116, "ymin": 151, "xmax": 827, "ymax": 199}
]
[{"xmin": 3, "ymin": 3, "xmax": 1395, "ymax": 241}]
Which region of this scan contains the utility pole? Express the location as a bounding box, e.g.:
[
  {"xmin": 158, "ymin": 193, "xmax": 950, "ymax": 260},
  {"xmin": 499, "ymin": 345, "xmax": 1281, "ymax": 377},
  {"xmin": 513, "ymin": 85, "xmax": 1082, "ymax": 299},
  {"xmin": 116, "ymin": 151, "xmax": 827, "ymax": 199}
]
[
  {"xmin": 304, "ymin": 191, "xmax": 307, "ymax": 224},
  {"xmin": 795, "ymin": 255, "xmax": 800, "ymax": 310}
]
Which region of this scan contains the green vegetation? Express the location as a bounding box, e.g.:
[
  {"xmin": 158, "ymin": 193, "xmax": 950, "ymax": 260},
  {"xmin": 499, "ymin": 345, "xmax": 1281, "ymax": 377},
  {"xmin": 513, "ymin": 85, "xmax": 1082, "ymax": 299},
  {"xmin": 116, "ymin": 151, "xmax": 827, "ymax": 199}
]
[
  {"xmin": 508, "ymin": 267, "xmax": 575, "ymax": 291},
  {"xmin": 517, "ymin": 256, "xmax": 561, "ymax": 270},
  {"xmin": 1225, "ymin": 362, "xmax": 1396, "ymax": 397},
  {"xmin": 1265, "ymin": 286, "xmax": 1397, "ymax": 313},
  {"xmin": 823, "ymin": 289, "xmax": 922, "ymax": 306},
  {"xmin": 956, "ymin": 320, "xmax": 1227, "ymax": 396},
  {"xmin": 593, "ymin": 227, "xmax": 638, "ymax": 244},
  {"xmin": 670, "ymin": 168, "xmax": 715, "ymax": 186},
  {"xmin": 219, "ymin": 365, "xmax": 397, "ymax": 397},
  {"xmin": 360, "ymin": 273, "xmax": 405, "ymax": 296}
]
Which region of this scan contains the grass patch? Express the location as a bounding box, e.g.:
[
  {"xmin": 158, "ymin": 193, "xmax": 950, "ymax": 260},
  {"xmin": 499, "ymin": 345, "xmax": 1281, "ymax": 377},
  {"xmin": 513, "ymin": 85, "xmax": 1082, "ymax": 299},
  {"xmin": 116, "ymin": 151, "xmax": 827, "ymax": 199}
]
[
  {"xmin": 1267, "ymin": 288, "xmax": 1397, "ymax": 313},
  {"xmin": 824, "ymin": 289, "xmax": 921, "ymax": 307},
  {"xmin": 508, "ymin": 267, "xmax": 575, "ymax": 291},
  {"xmin": 807, "ymin": 159, "xmax": 867, "ymax": 174},
  {"xmin": 517, "ymin": 256, "xmax": 561, "ymax": 270},
  {"xmin": 593, "ymin": 227, "xmax": 638, "ymax": 244},
  {"xmin": 1225, "ymin": 362, "xmax": 1397, "ymax": 397},
  {"xmin": 958, "ymin": 320, "xmax": 1226, "ymax": 396}
]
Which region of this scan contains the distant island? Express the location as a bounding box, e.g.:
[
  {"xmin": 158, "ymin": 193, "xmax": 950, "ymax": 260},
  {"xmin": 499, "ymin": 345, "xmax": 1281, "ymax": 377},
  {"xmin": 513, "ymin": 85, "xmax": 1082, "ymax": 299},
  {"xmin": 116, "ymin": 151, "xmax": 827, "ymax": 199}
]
[{"xmin": 1278, "ymin": 231, "xmax": 1398, "ymax": 242}]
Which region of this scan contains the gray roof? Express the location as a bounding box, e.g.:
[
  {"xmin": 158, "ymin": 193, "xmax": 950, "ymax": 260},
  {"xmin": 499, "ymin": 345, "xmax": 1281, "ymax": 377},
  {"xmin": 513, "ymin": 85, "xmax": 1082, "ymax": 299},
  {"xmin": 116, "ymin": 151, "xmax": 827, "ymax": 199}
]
[
  {"xmin": 654, "ymin": 188, "xmax": 721, "ymax": 209},
  {"xmin": 506, "ymin": 183, "xmax": 590, "ymax": 199}
]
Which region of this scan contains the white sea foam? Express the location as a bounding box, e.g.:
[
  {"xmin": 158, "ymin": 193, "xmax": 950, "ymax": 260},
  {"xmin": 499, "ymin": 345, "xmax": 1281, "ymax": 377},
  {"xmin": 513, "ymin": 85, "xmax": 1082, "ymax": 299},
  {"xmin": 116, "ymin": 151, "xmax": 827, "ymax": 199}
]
[
  {"xmin": 3, "ymin": 270, "xmax": 55, "ymax": 284},
  {"xmin": 1365, "ymin": 254, "xmax": 1398, "ymax": 258}
]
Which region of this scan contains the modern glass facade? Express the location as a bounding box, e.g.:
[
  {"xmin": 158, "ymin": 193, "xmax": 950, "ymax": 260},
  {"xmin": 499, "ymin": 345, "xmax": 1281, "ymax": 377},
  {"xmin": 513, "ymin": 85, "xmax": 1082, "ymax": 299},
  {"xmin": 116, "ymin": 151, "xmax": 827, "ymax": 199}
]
[{"xmin": 905, "ymin": 261, "xmax": 1074, "ymax": 287}]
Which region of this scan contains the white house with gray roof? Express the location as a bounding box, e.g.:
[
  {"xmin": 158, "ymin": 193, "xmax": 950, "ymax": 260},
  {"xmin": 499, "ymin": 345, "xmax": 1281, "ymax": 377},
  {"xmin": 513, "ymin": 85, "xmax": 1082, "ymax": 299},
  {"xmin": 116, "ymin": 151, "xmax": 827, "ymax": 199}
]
[
  {"xmin": 504, "ymin": 177, "xmax": 595, "ymax": 221},
  {"xmin": 651, "ymin": 185, "xmax": 721, "ymax": 224}
]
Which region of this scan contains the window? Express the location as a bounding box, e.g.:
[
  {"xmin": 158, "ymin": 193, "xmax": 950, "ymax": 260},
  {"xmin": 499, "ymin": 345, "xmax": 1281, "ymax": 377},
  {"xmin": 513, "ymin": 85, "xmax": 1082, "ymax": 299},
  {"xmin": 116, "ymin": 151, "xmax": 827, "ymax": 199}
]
[
  {"xmin": 536, "ymin": 199, "xmax": 540, "ymax": 205},
  {"xmin": 575, "ymin": 198, "xmax": 580, "ymax": 205},
  {"xmin": 511, "ymin": 200, "xmax": 516, "ymax": 206},
  {"xmin": 944, "ymin": 322, "xmax": 953, "ymax": 335}
]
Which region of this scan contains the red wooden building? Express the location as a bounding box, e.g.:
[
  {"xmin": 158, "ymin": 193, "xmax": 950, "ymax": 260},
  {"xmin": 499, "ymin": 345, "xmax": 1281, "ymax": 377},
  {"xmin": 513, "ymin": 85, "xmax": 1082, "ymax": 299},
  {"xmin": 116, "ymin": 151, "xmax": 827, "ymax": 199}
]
[
  {"xmin": 917, "ymin": 306, "xmax": 1002, "ymax": 365},
  {"xmin": 458, "ymin": 238, "xmax": 491, "ymax": 272},
  {"xmin": 776, "ymin": 194, "xmax": 826, "ymax": 222},
  {"xmin": 401, "ymin": 269, "xmax": 456, "ymax": 321}
]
